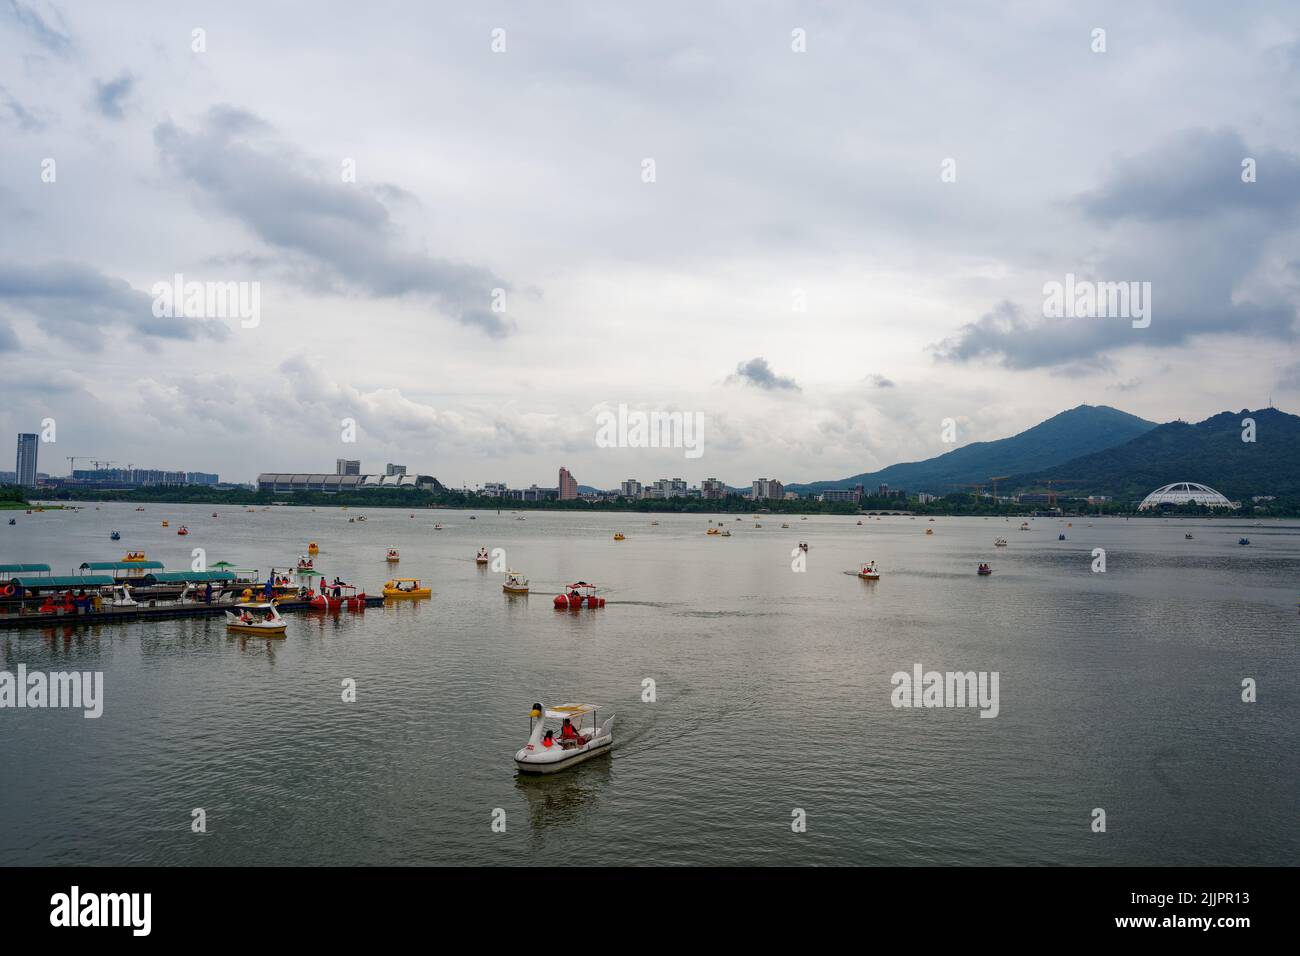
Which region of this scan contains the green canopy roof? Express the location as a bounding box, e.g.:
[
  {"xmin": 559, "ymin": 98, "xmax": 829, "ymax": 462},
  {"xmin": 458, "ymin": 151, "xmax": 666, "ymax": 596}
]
[
  {"xmin": 0, "ymin": 563, "xmax": 51, "ymax": 574},
  {"xmin": 79, "ymin": 560, "xmax": 165, "ymax": 571},
  {"xmin": 142, "ymin": 571, "xmax": 237, "ymax": 583},
  {"xmin": 12, "ymin": 575, "xmax": 115, "ymax": 588}
]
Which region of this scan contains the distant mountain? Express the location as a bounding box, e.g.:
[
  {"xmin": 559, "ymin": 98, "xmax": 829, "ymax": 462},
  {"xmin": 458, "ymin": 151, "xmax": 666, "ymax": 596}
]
[
  {"xmin": 789, "ymin": 405, "xmax": 1156, "ymax": 495},
  {"xmin": 1009, "ymin": 407, "xmax": 1300, "ymax": 502}
]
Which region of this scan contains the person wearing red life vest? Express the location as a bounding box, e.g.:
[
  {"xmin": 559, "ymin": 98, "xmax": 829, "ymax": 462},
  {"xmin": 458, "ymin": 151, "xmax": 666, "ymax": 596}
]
[
  {"xmin": 542, "ymin": 730, "xmax": 556, "ymax": 749},
  {"xmin": 560, "ymin": 718, "xmax": 583, "ymax": 746}
]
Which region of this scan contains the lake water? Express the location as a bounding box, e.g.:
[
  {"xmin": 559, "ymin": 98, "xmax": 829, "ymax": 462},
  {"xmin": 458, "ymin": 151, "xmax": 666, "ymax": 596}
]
[{"xmin": 1, "ymin": 503, "xmax": 1296, "ymax": 865}]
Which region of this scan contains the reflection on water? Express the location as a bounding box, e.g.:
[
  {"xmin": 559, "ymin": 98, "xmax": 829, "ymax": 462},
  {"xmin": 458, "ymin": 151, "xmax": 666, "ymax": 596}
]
[
  {"xmin": 0, "ymin": 504, "xmax": 1297, "ymax": 865},
  {"xmin": 515, "ymin": 759, "xmax": 614, "ymax": 846}
]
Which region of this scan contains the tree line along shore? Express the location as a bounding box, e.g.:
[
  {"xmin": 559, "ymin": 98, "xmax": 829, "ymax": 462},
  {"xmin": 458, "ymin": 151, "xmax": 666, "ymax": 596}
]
[{"xmin": 11, "ymin": 485, "xmax": 1300, "ymax": 518}]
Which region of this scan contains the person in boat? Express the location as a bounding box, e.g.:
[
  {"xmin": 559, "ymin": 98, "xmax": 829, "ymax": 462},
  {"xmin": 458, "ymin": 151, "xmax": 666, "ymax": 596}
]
[
  {"xmin": 542, "ymin": 730, "xmax": 556, "ymax": 749},
  {"xmin": 560, "ymin": 718, "xmax": 583, "ymax": 747},
  {"xmin": 204, "ymin": 582, "xmax": 213, "ymax": 605}
]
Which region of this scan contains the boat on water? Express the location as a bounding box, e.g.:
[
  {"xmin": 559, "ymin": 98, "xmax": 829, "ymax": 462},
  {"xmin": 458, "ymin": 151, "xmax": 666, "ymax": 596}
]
[
  {"xmin": 355, "ymin": 516, "xmax": 367, "ymax": 522},
  {"xmin": 856, "ymin": 520, "xmax": 863, "ymax": 526},
  {"xmin": 925, "ymin": 528, "xmax": 934, "ymax": 535},
  {"xmin": 755, "ymin": 523, "xmax": 762, "ymax": 529},
  {"xmin": 798, "ymin": 542, "xmax": 809, "ymax": 552},
  {"xmin": 706, "ymin": 527, "xmax": 720, "ymax": 535},
  {"xmin": 1057, "ymin": 533, "xmax": 1066, "ymax": 540},
  {"xmin": 781, "ymin": 522, "xmax": 790, "ymax": 529},
  {"xmin": 294, "ymin": 554, "xmax": 315, "ymax": 572},
  {"xmin": 994, "ymin": 538, "xmax": 1008, "ymax": 547},
  {"xmin": 554, "ymin": 582, "xmax": 605, "ymax": 610},
  {"xmin": 308, "ymin": 542, "xmax": 320, "ymax": 554},
  {"xmin": 110, "ymin": 530, "xmax": 120, "ymax": 540},
  {"xmin": 311, "ymin": 581, "xmax": 367, "ymax": 611},
  {"xmin": 434, "ymin": 523, "xmax": 444, "ymax": 530},
  {"xmin": 383, "ymin": 578, "xmax": 430, "ymax": 599},
  {"xmin": 1239, "ymin": 538, "xmax": 1251, "ymax": 546},
  {"xmin": 1019, "ymin": 522, "xmax": 1030, "ymax": 531},
  {"xmin": 122, "ymin": 551, "xmax": 148, "ymax": 562},
  {"xmin": 515, "ymin": 702, "xmax": 614, "ymax": 775},
  {"xmin": 386, "ymin": 548, "xmax": 400, "ymax": 562},
  {"xmin": 469, "ymin": 516, "xmax": 476, "ymax": 520},
  {"xmin": 720, "ymin": 529, "xmax": 731, "ymax": 537},
  {"xmin": 1185, "ymin": 533, "xmax": 1194, "ymax": 539},
  {"xmin": 135, "ymin": 506, "xmax": 145, "ymax": 511},
  {"xmin": 7, "ymin": 518, "xmax": 15, "ymax": 525},
  {"xmin": 515, "ymin": 516, "xmax": 526, "ymax": 521},
  {"xmin": 613, "ymin": 532, "xmax": 626, "ymax": 541},
  {"xmin": 475, "ymin": 548, "xmax": 490, "ymax": 565},
  {"xmin": 502, "ymin": 571, "xmax": 529, "ymax": 595},
  {"xmin": 226, "ymin": 602, "xmax": 287, "ymax": 637},
  {"xmin": 177, "ymin": 526, "xmax": 189, "ymax": 536},
  {"xmin": 858, "ymin": 561, "xmax": 880, "ymax": 580},
  {"xmin": 211, "ymin": 513, "xmax": 218, "ymax": 518},
  {"xmin": 161, "ymin": 520, "xmax": 169, "ymax": 527},
  {"xmin": 650, "ymin": 521, "xmax": 659, "ymax": 526},
  {"xmin": 977, "ymin": 564, "xmax": 993, "ymax": 576}
]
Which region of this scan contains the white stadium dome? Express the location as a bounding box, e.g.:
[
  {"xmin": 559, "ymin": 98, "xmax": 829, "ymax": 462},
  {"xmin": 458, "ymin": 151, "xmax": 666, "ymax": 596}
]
[{"xmin": 1137, "ymin": 482, "xmax": 1236, "ymax": 510}]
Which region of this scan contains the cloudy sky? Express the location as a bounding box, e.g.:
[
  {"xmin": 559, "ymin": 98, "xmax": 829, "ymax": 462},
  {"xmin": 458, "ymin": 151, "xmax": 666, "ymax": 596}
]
[{"xmin": 2, "ymin": 1, "xmax": 1298, "ymax": 488}]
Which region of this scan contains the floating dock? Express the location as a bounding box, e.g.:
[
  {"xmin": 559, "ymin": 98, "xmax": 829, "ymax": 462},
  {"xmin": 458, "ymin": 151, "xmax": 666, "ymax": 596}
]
[{"xmin": 0, "ymin": 596, "xmax": 386, "ymax": 631}]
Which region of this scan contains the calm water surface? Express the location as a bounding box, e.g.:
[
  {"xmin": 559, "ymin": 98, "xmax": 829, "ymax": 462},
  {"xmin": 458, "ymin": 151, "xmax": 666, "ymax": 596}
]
[{"xmin": 1, "ymin": 504, "xmax": 1296, "ymax": 865}]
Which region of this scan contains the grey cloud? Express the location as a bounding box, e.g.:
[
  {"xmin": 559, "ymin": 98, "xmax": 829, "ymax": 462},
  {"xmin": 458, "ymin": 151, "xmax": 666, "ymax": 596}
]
[
  {"xmin": 4, "ymin": 0, "xmax": 71, "ymax": 54},
  {"xmin": 933, "ymin": 128, "xmax": 1300, "ymax": 372},
  {"xmin": 866, "ymin": 374, "xmax": 895, "ymax": 388},
  {"xmin": 154, "ymin": 107, "xmax": 515, "ymax": 338},
  {"xmin": 726, "ymin": 357, "xmax": 800, "ymax": 391},
  {"xmin": 0, "ymin": 317, "xmax": 18, "ymax": 350},
  {"xmin": 0, "ymin": 85, "xmax": 42, "ymax": 130},
  {"xmin": 92, "ymin": 72, "xmax": 134, "ymax": 120},
  {"xmin": 1076, "ymin": 128, "xmax": 1300, "ymax": 223},
  {"xmin": 0, "ymin": 260, "xmax": 230, "ymax": 348}
]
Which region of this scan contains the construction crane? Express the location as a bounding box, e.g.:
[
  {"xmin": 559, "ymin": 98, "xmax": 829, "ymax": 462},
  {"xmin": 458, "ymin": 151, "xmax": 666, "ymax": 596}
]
[
  {"xmin": 988, "ymin": 476, "xmax": 1009, "ymax": 505},
  {"xmin": 949, "ymin": 482, "xmax": 987, "ymax": 499},
  {"xmin": 65, "ymin": 456, "xmax": 107, "ymax": 476},
  {"xmin": 1041, "ymin": 479, "xmax": 1081, "ymax": 507}
]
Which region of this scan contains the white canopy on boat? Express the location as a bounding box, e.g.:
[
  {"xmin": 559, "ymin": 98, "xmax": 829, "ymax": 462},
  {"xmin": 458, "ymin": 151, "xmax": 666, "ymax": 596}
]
[{"xmin": 544, "ymin": 703, "xmax": 597, "ymax": 719}]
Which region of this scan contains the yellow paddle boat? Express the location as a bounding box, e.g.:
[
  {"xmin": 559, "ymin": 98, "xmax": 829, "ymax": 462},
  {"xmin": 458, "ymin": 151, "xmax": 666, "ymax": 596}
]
[
  {"xmin": 383, "ymin": 578, "xmax": 431, "ymax": 599},
  {"xmin": 308, "ymin": 542, "xmax": 320, "ymax": 554},
  {"xmin": 613, "ymin": 532, "xmax": 626, "ymax": 541},
  {"xmin": 122, "ymin": 551, "xmax": 148, "ymax": 562},
  {"xmin": 503, "ymin": 570, "xmax": 530, "ymax": 595}
]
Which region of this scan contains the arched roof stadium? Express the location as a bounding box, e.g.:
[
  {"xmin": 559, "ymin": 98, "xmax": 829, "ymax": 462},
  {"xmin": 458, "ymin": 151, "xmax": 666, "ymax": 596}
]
[{"xmin": 1137, "ymin": 482, "xmax": 1236, "ymax": 510}]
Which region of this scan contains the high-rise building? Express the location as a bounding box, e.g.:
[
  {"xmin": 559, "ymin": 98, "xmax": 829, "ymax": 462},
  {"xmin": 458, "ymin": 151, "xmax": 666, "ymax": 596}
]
[
  {"xmin": 620, "ymin": 479, "xmax": 643, "ymax": 499},
  {"xmin": 385, "ymin": 463, "xmax": 407, "ymax": 476},
  {"xmin": 15, "ymin": 434, "xmax": 38, "ymax": 487},
  {"xmin": 336, "ymin": 459, "xmax": 361, "ymax": 476},
  {"xmin": 701, "ymin": 478, "xmax": 726, "ymax": 499},
  {"xmin": 752, "ymin": 478, "xmax": 784, "ymax": 500},
  {"xmin": 482, "ymin": 482, "xmax": 507, "ymax": 497},
  {"xmin": 558, "ymin": 466, "xmax": 578, "ymax": 500}
]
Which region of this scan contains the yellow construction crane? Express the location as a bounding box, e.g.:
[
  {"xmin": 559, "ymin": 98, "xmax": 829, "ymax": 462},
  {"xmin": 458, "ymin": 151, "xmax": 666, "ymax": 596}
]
[
  {"xmin": 988, "ymin": 476, "xmax": 1009, "ymax": 505},
  {"xmin": 1042, "ymin": 479, "xmax": 1081, "ymax": 507}
]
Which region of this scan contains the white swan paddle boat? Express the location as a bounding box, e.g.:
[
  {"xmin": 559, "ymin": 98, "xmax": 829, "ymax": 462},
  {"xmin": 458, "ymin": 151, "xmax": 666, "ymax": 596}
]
[
  {"xmin": 515, "ymin": 702, "xmax": 614, "ymax": 775},
  {"xmin": 858, "ymin": 561, "xmax": 880, "ymax": 580},
  {"xmin": 225, "ymin": 602, "xmax": 288, "ymax": 637}
]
